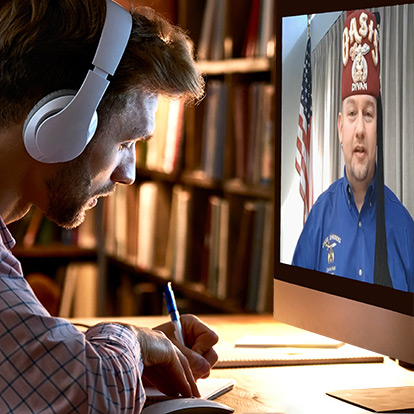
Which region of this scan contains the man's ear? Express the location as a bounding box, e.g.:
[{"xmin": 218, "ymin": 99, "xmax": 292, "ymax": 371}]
[{"xmin": 337, "ymin": 112, "xmax": 343, "ymax": 147}]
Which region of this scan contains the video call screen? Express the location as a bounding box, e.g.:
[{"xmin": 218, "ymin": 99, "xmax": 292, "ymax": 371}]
[{"xmin": 280, "ymin": 4, "xmax": 414, "ymax": 293}]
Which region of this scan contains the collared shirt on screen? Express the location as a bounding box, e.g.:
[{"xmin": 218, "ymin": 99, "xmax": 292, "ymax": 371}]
[{"xmin": 292, "ymin": 170, "xmax": 414, "ymax": 292}]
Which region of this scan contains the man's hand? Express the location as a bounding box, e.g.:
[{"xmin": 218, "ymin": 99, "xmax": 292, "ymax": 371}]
[
  {"xmin": 154, "ymin": 314, "xmax": 219, "ymax": 380},
  {"xmin": 130, "ymin": 326, "xmax": 200, "ymax": 398}
]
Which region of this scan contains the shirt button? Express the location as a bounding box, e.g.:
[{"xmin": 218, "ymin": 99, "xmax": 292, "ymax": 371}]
[
  {"xmin": 359, "ymin": 269, "xmax": 363, "ymax": 277},
  {"xmin": 359, "ymin": 221, "xmax": 362, "ymax": 228}
]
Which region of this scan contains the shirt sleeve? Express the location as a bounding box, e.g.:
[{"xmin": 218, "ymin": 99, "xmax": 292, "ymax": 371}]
[
  {"xmin": 0, "ymin": 276, "xmax": 146, "ymax": 414},
  {"xmin": 83, "ymin": 323, "xmax": 146, "ymax": 413},
  {"xmin": 292, "ymin": 208, "xmax": 319, "ymax": 270}
]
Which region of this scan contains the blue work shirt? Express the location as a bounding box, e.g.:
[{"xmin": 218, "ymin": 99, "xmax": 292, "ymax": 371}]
[{"xmin": 292, "ymin": 171, "xmax": 414, "ymax": 292}]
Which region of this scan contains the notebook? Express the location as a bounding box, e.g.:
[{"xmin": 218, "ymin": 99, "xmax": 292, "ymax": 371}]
[
  {"xmin": 215, "ymin": 339, "xmax": 384, "ymax": 368},
  {"xmin": 235, "ymin": 334, "xmax": 345, "ymax": 348}
]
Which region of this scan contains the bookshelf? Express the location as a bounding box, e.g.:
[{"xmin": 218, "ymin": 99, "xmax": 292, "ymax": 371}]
[
  {"xmin": 11, "ymin": 0, "xmax": 275, "ymax": 317},
  {"xmin": 103, "ymin": 0, "xmax": 276, "ymax": 315}
]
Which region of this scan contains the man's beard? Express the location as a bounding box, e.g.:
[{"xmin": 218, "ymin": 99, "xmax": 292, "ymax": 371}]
[
  {"xmin": 350, "ymin": 158, "xmax": 370, "ymax": 183},
  {"xmin": 45, "ymin": 156, "xmax": 114, "ymax": 229}
]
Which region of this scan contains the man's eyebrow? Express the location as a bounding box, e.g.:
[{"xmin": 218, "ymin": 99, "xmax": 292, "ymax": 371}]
[
  {"xmin": 344, "ymin": 98, "xmax": 356, "ymax": 106},
  {"xmin": 139, "ymin": 134, "xmax": 153, "ymax": 142}
]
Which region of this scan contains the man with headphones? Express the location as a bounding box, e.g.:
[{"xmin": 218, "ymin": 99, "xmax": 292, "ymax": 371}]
[{"xmin": 0, "ymin": 0, "xmax": 219, "ymax": 412}]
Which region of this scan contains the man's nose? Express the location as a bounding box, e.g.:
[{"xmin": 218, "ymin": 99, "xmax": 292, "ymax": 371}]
[
  {"xmin": 355, "ymin": 111, "xmax": 366, "ymax": 139},
  {"xmin": 111, "ymin": 148, "xmax": 136, "ymax": 185}
]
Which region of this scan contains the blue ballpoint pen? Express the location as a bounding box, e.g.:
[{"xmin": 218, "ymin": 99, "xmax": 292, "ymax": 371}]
[{"xmin": 163, "ymin": 282, "xmax": 185, "ymax": 345}]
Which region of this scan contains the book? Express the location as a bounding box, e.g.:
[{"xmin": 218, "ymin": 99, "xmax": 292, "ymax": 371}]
[
  {"xmin": 242, "ymin": 0, "xmax": 275, "ymax": 58},
  {"xmin": 227, "ymin": 201, "xmax": 256, "ymax": 307},
  {"xmin": 114, "ymin": 184, "xmax": 128, "ymax": 259},
  {"xmin": 257, "ymin": 0, "xmax": 275, "ymax": 58},
  {"xmin": 259, "ymin": 84, "xmax": 274, "ymax": 186},
  {"xmin": 167, "ymin": 186, "xmax": 191, "ymax": 283},
  {"xmin": 103, "ymin": 192, "xmax": 117, "ymax": 256},
  {"xmin": 243, "ymin": 82, "xmax": 274, "ymax": 187},
  {"xmin": 58, "ymin": 262, "xmax": 98, "ymax": 318},
  {"xmin": 197, "ymin": 0, "xmax": 217, "ymax": 60},
  {"xmin": 210, "ymin": 0, "xmax": 227, "ymax": 60},
  {"xmin": 232, "ymin": 84, "xmax": 249, "ymax": 181},
  {"xmin": 255, "ymin": 201, "xmax": 273, "ymax": 313},
  {"xmin": 142, "ymin": 96, "xmax": 184, "ymax": 174},
  {"xmin": 201, "ymin": 81, "xmax": 228, "ymax": 180},
  {"xmin": 163, "ymin": 99, "xmax": 184, "ymax": 174},
  {"xmin": 146, "ymin": 95, "xmax": 170, "ymax": 171},
  {"xmin": 242, "ymin": 0, "xmax": 261, "ymax": 58},
  {"xmin": 137, "ymin": 182, "xmax": 158, "ymax": 270},
  {"xmin": 207, "ymin": 196, "xmax": 221, "ymax": 295},
  {"xmin": 152, "ymin": 184, "xmax": 172, "ymax": 272},
  {"xmin": 22, "ymin": 207, "xmax": 44, "ymax": 247},
  {"xmin": 245, "ymin": 83, "xmax": 260, "ymax": 185},
  {"xmin": 125, "ymin": 185, "xmax": 139, "ymax": 263},
  {"xmin": 217, "ymin": 198, "xmax": 229, "ymax": 300},
  {"xmin": 246, "ymin": 201, "xmax": 266, "ymax": 312},
  {"xmin": 200, "ymin": 197, "xmax": 213, "ymax": 289},
  {"xmin": 198, "ymin": 0, "xmax": 228, "ymax": 61},
  {"xmin": 77, "ymin": 208, "xmax": 97, "ymax": 249}
]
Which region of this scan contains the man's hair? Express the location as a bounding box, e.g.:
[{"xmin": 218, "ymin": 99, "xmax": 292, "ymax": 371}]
[{"xmin": 0, "ymin": 0, "xmax": 204, "ymax": 129}]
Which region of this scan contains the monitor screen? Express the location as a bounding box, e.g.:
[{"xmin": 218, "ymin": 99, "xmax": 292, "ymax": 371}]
[{"xmin": 274, "ymin": 0, "xmax": 414, "ymax": 366}]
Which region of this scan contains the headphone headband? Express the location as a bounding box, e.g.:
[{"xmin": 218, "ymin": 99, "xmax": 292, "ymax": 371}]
[{"xmin": 23, "ymin": 0, "xmax": 132, "ymax": 163}]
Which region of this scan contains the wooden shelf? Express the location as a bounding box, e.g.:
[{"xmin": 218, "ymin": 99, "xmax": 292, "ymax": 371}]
[
  {"xmin": 136, "ymin": 169, "xmax": 274, "ymax": 199},
  {"xmin": 181, "ymin": 170, "xmax": 223, "ymax": 190},
  {"xmin": 197, "ymin": 57, "xmax": 272, "ymax": 75},
  {"xmin": 136, "ymin": 168, "xmax": 180, "ymax": 183},
  {"xmin": 223, "ymin": 178, "xmax": 273, "ymax": 199},
  {"xmin": 106, "ymin": 255, "xmax": 244, "ymax": 313},
  {"xmin": 13, "ymin": 244, "xmax": 96, "ymax": 259}
]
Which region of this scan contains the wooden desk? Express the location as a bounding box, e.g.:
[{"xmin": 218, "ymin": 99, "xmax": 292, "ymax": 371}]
[{"xmin": 70, "ymin": 314, "xmax": 414, "ymax": 414}]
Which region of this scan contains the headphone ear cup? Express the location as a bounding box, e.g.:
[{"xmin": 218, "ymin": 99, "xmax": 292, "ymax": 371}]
[{"xmin": 23, "ymin": 89, "xmax": 76, "ymax": 162}]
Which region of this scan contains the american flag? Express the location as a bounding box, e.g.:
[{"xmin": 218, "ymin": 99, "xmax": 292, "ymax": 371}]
[{"xmin": 295, "ymin": 36, "xmax": 313, "ymax": 224}]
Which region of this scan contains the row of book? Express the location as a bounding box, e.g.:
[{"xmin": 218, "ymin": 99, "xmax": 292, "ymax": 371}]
[
  {"xmin": 103, "ymin": 182, "xmax": 273, "ymax": 312},
  {"xmin": 200, "ymin": 80, "xmax": 274, "ymax": 185},
  {"xmin": 232, "ymin": 81, "xmax": 274, "ymax": 186},
  {"xmin": 134, "ymin": 80, "xmax": 274, "ymax": 188},
  {"xmin": 198, "ymin": 0, "xmax": 275, "ymax": 60},
  {"xmin": 202, "ymin": 197, "xmax": 274, "ymax": 312},
  {"xmin": 58, "ymin": 262, "xmax": 99, "ymax": 318},
  {"xmin": 8, "ymin": 206, "xmax": 97, "ymax": 249},
  {"xmin": 28, "ymin": 262, "xmax": 162, "ymax": 318},
  {"xmin": 136, "ymin": 96, "xmax": 184, "ymax": 174}
]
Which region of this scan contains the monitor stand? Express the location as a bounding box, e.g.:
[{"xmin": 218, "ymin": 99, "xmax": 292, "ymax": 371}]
[{"xmin": 327, "ymin": 386, "xmax": 414, "ymax": 413}]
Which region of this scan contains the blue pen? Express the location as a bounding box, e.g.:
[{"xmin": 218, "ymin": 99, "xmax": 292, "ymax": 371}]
[{"xmin": 163, "ymin": 282, "xmax": 185, "ymax": 345}]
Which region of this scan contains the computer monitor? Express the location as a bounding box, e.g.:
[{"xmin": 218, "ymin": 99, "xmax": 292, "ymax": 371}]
[{"xmin": 274, "ymin": 0, "xmax": 414, "ymax": 376}]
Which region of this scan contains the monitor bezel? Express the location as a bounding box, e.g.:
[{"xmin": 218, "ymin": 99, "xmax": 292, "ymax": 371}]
[{"xmin": 273, "ymin": 0, "xmax": 414, "ymax": 364}]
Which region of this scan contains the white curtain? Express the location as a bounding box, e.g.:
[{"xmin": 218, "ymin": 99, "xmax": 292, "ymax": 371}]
[{"xmin": 311, "ymin": 4, "xmax": 414, "ymax": 218}]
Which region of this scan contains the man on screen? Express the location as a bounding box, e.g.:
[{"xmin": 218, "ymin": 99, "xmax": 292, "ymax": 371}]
[{"xmin": 292, "ymin": 9, "xmax": 414, "ymax": 292}]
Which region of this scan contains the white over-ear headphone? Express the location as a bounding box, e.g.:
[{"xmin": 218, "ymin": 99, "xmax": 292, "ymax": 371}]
[{"xmin": 23, "ymin": 0, "xmax": 132, "ymax": 163}]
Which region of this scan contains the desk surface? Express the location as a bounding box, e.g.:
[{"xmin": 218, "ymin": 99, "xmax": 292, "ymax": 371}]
[{"xmin": 70, "ymin": 314, "xmax": 414, "ymax": 414}]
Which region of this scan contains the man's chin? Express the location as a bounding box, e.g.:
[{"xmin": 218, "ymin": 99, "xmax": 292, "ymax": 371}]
[
  {"xmin": 48, "ymin": 208, "xmax": 87, "ymax": 230},
  {"xmin": 351, "ymin": 163, "xmax": 370, "ymax": 183}
]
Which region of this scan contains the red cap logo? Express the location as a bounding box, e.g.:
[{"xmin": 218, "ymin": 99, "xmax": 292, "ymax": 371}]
[{"xmin": 342, "ymin": 10, "xmax": 380, "ymax": 100}]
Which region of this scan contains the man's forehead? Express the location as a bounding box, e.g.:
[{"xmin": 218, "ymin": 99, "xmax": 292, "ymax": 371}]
[{"xmin": 343, "ymin": 94, "xmax": 377, "ymax": 107}]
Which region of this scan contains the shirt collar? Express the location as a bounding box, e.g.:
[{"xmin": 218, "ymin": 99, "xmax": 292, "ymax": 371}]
[
  {"xmin": 0, "ymin": 216, "xmax": 16, "ymax": 250},
  {"xmin": 343, "ymin": 165, "xmax": 377, "ymax": 209}
]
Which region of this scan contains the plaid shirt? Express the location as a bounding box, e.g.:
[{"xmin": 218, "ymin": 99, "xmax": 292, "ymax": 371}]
[{"xmin": 0, "ymin": 217, "xmax": 146, "ymax": 413}]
